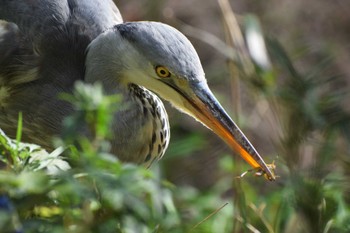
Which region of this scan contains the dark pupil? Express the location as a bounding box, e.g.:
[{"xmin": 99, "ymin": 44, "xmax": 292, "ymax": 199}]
[{"xmin": 160, "ymin": 70, "xmax": 166, "ymax": 75}]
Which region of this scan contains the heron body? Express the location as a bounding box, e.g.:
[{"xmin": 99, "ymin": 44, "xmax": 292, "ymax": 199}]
[{"xmin": 0, "ymin": 0, "xmax": 275, "ymax": 179}]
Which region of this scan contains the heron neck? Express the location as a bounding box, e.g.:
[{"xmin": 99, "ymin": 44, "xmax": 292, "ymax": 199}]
[
  {"xmin": 84, "ymin": 30, "xmax": 171, "ymax": 165},
  {"xmin": 85, "ymin": 29, "xmax": 128, "ymax": 93}
]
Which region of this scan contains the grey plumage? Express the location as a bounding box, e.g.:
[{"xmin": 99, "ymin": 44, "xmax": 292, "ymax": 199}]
[
  {"xmin": 115, "ymin": 22, "xmax": 204, "ymax": 81},
  {"xmin": 0, "ymin": 0, "xmax": 173, "ymax": 165},
  {"xmin": 0, "ymin": 0, "xmax": 275, "ymax": 179},
  {"xmin": 0, "ymin": 0, "xmax": 121, "ymax": 149}
]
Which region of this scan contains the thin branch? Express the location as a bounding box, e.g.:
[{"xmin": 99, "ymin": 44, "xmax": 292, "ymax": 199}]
[{"xmin": 190, "ymin": 203, "xmax": 229, "ymax": 232}]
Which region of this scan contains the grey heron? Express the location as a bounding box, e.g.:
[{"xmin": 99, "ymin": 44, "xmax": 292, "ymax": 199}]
[{"xmin": 0, "ymin": 0, "xmax": 275, "ymax": 180}]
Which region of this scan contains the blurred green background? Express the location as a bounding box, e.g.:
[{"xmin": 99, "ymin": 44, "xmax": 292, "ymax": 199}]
[{"xmin": 1, "ymin": 0, "xmax": 350, "ymax": 232}]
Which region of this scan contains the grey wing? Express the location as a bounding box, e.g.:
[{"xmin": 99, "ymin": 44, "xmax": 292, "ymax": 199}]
[
  {"xmin": 0, "ymin": 0, "xmax": 123, "ymax": 83},
  {"xmin": 0, "ymin": 0, "xmax": 123, "ymax": 101},
  {"xmin": 0, "ymin": 20, "xmax": 38, "ymax": 87},
  {"xmin": 0, "ymin": 0, "xmax": 123, "ymax": 147},
  {"xmin": 0, "ymin": 21, "xmax": 19, "ymax": 66},
  {"xmin": 0, "ymin": 0, "xmax": 123, "ymax": 54},
  {"xmin": 0, "ymin": 19, "xmax": 41, "ymax": 142}
]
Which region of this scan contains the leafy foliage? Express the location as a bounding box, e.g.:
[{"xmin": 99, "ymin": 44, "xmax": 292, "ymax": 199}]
[
  {"xmin": 1, "ymin": 4, "xmax": 350, "ymax": 233},
  {"xmin": 0, "ymin": 82, "xmax": 234, "ymax": 233}
]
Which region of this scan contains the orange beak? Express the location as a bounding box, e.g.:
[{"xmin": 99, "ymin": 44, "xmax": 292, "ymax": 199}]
[{"xmin": 179, "ymin": 81, "xmax": 275, "ymax": 181}]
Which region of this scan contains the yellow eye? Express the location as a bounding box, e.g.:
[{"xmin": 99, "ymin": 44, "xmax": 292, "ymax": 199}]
[{"xmin": 155, "ymin": 66, "xmax": 171, "ymax": 78}]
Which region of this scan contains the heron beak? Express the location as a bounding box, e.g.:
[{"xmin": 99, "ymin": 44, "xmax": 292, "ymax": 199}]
[{"xmin": 178, "ymin": 81, "xmax": 275, "ymax": 181}]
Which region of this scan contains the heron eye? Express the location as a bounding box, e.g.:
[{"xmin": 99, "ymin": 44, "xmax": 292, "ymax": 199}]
[{"xmin": 155, "ymin": 66, "xmax": 171, "ymax": 78}]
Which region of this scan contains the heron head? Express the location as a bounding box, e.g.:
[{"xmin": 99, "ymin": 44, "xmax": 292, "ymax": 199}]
[{"xmin": 88, "ymin": 22, "xmax": 275, "ymax": 180}]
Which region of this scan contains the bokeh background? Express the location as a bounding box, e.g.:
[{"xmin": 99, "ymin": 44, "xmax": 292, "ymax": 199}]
[{"xmin": 1, "ymin": 1, "xmax": 350, "ymax": 232}]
